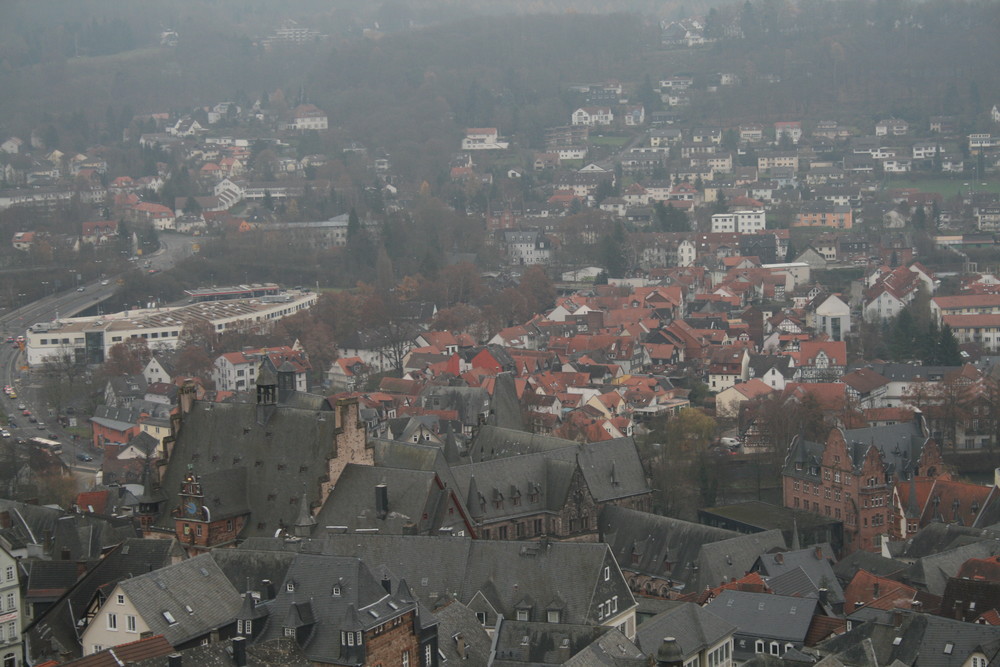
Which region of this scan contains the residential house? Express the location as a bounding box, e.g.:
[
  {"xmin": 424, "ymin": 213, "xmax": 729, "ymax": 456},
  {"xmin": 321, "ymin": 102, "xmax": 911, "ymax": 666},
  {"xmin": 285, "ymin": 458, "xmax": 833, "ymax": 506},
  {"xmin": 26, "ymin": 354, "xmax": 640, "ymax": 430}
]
[
  {"xmin": 80, "ymin": 554, "xmax": 242, "ymax": 656},
  {"xmin": 0, "ymin": 545, "xmax": 22, "ymax": 667},
  {"xmin": 571, "ymin": 108, "xmax": 613, "ymax": 127},
  {"xmin": 327, "ymin": 357, "xmax": 372, "ymax": 392},
  {"xmin": 794, "ymin": 201, "xmax": 852, "ymax": 229},
  {"xmin": 813, "ymin": 295, "xmax": 851, "ymax": 341},
  {"xmin": 716, "ymin": 378, "xmax": 773, "ymax": 419},
  {"xmin": 634, "ymin": 604, "xmax": 734, "ymax": 667},
  {"xmin": 462, "ymin": 128, "xmax": 509, "ymax": 151},
  {"xmin": 289, "ymin": 104, "xmax": 328, "ymax": 130},
  {"xmin": 705, "ymin": 590, "xmax": 819, "ymax": 662}
]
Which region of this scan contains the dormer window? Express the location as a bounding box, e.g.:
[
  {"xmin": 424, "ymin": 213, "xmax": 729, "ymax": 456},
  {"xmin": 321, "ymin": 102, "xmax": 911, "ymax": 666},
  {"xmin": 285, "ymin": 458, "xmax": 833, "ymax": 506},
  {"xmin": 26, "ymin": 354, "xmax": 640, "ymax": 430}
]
[
  {"xmin": 332, "ymin": 585, "xmax": 341, "ymax": 597},
  {"xmin": 287, "ymin": 582, "xmax": 295, "ymax": 592}
]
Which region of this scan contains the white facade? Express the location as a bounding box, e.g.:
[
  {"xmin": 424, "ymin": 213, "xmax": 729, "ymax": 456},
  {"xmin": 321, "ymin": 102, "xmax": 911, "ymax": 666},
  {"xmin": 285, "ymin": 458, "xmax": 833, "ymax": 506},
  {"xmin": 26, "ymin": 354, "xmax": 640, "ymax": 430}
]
[
  {"xmin": 25, "ymin": 292, "xmax": 317, "ymax": 367},
  {"xmin": 710, "ymin": 210, "xmax": 766, "ymax": 234},
  {"xmin": 572, "ymin": 107, "xmax": 613, "ymax": 127},
  {"xmin": 0, "ymin": 547, "xmax": 22, "ymax": 667},
  {"xmin": 814, "ymin": 295, "xmax": 851, "ymax": 341},
  {"xmin": 462, "ymin": 128, "xmax": 509, "ymax": 151}
]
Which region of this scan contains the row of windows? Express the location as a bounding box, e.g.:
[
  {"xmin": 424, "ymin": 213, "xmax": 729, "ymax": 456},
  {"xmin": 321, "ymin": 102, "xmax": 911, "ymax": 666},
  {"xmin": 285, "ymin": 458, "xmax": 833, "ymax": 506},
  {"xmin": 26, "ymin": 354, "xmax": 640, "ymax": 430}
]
[
  {"xmin": 597, "ymin": 595, "xmax": 619, "ymax": 620},
  {"xmin": 0, "ymin": 622, "xmax": 16, "ymax": 643}
]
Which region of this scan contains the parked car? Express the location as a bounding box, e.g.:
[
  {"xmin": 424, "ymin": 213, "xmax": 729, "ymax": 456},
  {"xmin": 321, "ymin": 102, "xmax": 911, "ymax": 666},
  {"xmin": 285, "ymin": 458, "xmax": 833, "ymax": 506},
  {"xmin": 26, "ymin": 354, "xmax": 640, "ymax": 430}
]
[
  {"xmin": 36, "ymin": 422, "xmax": 45, "ymax": 429},
  {"xmin": 0, "ymin": 431, "xmax": 9, "ymax": 438},
  {"xmin": 76, "ymin": 453, "xmax": 93, "ymax": 462}
]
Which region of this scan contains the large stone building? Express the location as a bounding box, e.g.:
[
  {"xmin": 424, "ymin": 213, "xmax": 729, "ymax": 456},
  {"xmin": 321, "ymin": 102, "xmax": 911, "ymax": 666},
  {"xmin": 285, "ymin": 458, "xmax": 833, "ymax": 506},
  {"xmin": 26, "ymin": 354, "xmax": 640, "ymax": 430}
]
[{"xmin": 782, "ymin": 420, "xmax": 944, "ymax": 554}]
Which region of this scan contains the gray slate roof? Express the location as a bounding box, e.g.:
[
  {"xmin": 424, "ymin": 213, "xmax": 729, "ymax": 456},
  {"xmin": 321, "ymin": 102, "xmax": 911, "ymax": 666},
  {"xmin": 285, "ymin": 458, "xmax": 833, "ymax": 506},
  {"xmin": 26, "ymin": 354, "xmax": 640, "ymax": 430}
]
[
  {"xmin": 599, "ymin": 506, "xmax": 739, "ymax": 592},
  {"xmin": 753, "ymin": 546, "xmax": 843, "ymax": 605},
  {"xmin": 240, "ymin": 534, "xmax": 633, "ymax": 629},
  {"xmin": 26, "ymin": 538, "xmax": 184, "ymax": 663},
  {"xmin": 706, "ymin": 590, "xmax": 818, "ymax": 644},
  {"xmin": 634, "ymin": 603, "xmax": 735, "ymax": 661},
  {"xmin": 432, "ymin": 601, "xmax": 492, "ymax": 667},
  {"xmin": 129, "ymin": 637, "xmax": 312, "ymax": 666},
  {"xmin": 153, "ymin": 400, "xmax": 342, "ymax": 538},
  {"xmin": 253, "ymin": 552, "xmax": 420, "ymax": 664},
  {"xmin": 815, "ymin": 610, "xmax": 1000, "ymax": 667},
  {"xmin": 117, "ymin": 553, "xmax": 243, "ymax": 646},
  {"xmin": 312, "ymin": 463, "xmax": 462, "ymax": 535}
]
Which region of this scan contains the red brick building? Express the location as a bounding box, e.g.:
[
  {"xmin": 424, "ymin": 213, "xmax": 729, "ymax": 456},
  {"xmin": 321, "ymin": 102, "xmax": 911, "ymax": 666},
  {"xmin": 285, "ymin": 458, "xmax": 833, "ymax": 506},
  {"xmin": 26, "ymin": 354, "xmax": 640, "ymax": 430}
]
[{"xmin": 782, "ymin": 422, "xmax": 944, "ymax": 555}]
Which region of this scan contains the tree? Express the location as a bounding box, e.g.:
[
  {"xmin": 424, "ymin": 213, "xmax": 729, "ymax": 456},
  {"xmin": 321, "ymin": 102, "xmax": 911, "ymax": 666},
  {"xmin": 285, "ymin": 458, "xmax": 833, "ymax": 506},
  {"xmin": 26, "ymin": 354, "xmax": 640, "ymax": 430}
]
[
  {"xmin": 665, "ymin": 407, "xmax": 717, "ymax": 455},
  {"xmin": 183, "ymin": 196, "xmax": 201, "ymax": 215},
  {"xmin": 103, "ymin": 338, "xmax": 151, "ymax": 376}
]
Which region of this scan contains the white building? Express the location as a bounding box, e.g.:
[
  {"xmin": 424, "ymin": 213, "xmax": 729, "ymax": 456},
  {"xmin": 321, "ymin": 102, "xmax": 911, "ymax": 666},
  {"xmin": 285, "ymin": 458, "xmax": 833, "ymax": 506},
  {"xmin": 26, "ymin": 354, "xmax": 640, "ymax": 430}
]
[
  {"xmin": 571, "ymin": 107, "xmax": 613, "ymax": 127},
  {"xmin": 814, "ymin": 295, "xmax": 851, "ymax": 341},
  {"xmin": 25, "ymin": 292, "xmax": 317, "ymax": 367},
  {"xmin": 710, "ymin": 210, "xmax": 766, "ymax": 234},
  {"xmin": 503, "ymin": 230, "xmax": 551, "ymax": 265},
  {"xmin": 0, "ymin": 545, "xmax": 22, "ymax": 667},
  {"xmin": 461, "ymin": 128, "xmax": 509, "ymax": 151}
]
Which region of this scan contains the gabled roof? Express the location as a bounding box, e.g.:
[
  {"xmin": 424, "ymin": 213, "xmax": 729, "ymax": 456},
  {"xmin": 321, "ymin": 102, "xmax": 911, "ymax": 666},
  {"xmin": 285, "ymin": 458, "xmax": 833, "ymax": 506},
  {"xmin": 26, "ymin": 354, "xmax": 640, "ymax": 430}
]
[
  {"xmin": 27, "ymin": 539, "xmax": 183, "ymax": 663},
  {"xmin": 634, "ymin": 603, "xmax": 735, "ymax": 660},
  {"xmin": 706, "ymin": 590, "xmax": 818, "ymax": 643},
  {"xmin": 116, "ymin": 553, "xmax": 242, "ymax": 646}
]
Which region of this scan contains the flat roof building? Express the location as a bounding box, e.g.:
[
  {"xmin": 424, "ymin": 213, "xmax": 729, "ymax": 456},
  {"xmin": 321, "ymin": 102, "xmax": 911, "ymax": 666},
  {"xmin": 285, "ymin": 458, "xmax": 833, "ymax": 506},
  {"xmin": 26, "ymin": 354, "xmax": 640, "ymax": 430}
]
[{"xmin": 26, "ymin": 291, "xmax": 317, "ymax": 366}]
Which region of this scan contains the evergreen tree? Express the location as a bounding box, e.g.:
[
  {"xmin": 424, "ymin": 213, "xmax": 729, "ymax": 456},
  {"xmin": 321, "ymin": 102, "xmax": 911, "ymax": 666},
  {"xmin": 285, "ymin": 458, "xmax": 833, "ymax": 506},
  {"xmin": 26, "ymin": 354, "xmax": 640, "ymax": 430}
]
[
  {"xmin": 938, "ymin": 324, "xmax": 963, "ymax": 366},
  {"xmin": 347, "ymin": 206, "xmax": 361, "ymax": 240}
]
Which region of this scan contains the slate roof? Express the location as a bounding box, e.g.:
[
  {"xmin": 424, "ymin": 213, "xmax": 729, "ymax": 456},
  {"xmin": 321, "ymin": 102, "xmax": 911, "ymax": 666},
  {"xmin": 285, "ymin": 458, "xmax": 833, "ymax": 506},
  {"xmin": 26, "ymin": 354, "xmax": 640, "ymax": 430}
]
[
  {"xmin": 832, "ymin": 549, "xmax": 907, "ymax": 585},
  {"xmin": 694, "ymin": 530, "xmax": 788, "ymax": 593},
  {"xmin": 903, "ymin": 535, "xmax": 1000, "ymax": 595},
  {"xmin": 243, "ymin": 534, "xmax": 632, "ymax": 628},
  {"xmin": 432, "ymin": 600, "xmax": 492, "ymax": 667},
  {"xmin": 129, "ymin": 638, "xmax": 312, "ymax": 666},
  {"xmin": 25, "ymin": 560, "xmax": 82, "ymax": 604},
  {"xmin": 706, "ymin": 590, "xmax": 818, "ymax": 644},
  {"xmin": 208, "ymin": 548, "xmax": 297, "ymax": 597},
  {"xmin": 117, "ymin": 553, "xmax": 243, "ymax": 646},
  {"xmin": 815, "ymin": 610, "xmax": 1000, "ymax": 667},
  {"xmin": 26, "ymin": 539, "xmax": 184, "ymax": 663},
  {"xmin": 599, "ymin": 506, "xmax": 739, "ymax": 592},
  {"xmin": 253, "ymin": 552, "xmax": 421, "ymax": 664},
  {"xmin": 493, "ymin": 622, "xmax": 643, "ymax": 667},
  {"xmin": 562, "ymin": 627, "xmax": 647, "ymax": 667},
  {"xmin": 753, "ymin": 546, "xmax": 843, "ymax": 605},
  {"xmin": 152, "ymin": 399, "xmax": 343, "ymax": 538},
  {"xmin": 312, "ymin": 464, "xmax": 459, "ymax": 535},
  {"xmin": 633, "ymin": 603, "xmax": 735, "ymax": 661}
]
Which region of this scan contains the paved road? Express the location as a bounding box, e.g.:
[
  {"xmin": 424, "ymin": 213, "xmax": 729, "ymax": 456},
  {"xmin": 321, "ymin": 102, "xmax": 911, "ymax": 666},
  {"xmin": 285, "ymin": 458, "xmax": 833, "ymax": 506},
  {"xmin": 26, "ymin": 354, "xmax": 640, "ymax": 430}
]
[{"xmin": 0, "ymin": 232, "xmax": 195, "ymax": 473}]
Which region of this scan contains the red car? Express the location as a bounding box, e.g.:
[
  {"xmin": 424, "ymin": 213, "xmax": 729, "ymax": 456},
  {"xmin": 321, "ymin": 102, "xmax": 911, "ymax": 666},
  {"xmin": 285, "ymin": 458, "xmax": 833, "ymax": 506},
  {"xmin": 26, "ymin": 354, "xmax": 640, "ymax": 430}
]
[{"xmin": 21, "ymin": 409, "xmax": 30, "ymax": 416}]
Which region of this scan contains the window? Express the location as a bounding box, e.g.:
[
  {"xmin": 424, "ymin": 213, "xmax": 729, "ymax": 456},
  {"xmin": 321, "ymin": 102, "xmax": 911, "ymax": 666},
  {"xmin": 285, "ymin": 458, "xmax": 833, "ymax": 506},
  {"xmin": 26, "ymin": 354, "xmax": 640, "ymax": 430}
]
[
  {"xmin": 4, "ymin": 567, "xmax": 12, "ymax": 582},
  {"xmin": 117, "ymin": 594, "xmax": 125, "ymax": 605},
  {"xmin": 770, "ymin": 642, "xmax": 780, "ymax": 656},
  {"xmin": 287, "ymin": 582, "xmax": 295, "ymax": 592},
  {"xmin": 403, "ymin": 650, "xmax": 411, "ymax": 667},
  {"xmin": 755, "ymin": 640, "xmax": 765, "ymax": 653},
  {"xmin": 4, "ymin": 594, "xmax": 12, "ymax": 611},
  {"xmin": 286, "ymin": 627, "xmax": 297, "ymax": 638},
  {"xmin": 245, "ymin": 620, "xmax": 252, "ymax": 635},
  {"xmin": 604, "ymin": 566, "xmax": 610, "ymax": 581},
  {"xmin": 126, "ymin": 615, "xmax": 137, "ymax": 633},
  {"xmin": 425, "ymin": 643, "xmax": 432, "ymax": 666},
  {"xmin": 476, "ymin": 612, "xmax": 487, "ymax": 625},
  {"xmin": 238, "ymin": 620, "xmax": 244, "ymax": 634},
  {"xmin": 107, "ymin": 613, "xmax": 118, "ymax": 630},
  {"xmin": 517, "ymin": 609, "xmax": 529, "ymax": 621},
  {"xmin": 547, "ymin": 610, "xmax": 560, "ymax": 623}
]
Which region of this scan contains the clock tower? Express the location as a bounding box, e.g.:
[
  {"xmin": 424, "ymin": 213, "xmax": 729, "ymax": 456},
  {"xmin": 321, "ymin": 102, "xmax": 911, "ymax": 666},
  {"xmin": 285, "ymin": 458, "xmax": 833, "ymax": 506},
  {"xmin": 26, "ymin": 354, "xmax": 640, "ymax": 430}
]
[{"xmin": 172, "ymin": 467, "xmax": 251, "ymax": 554}]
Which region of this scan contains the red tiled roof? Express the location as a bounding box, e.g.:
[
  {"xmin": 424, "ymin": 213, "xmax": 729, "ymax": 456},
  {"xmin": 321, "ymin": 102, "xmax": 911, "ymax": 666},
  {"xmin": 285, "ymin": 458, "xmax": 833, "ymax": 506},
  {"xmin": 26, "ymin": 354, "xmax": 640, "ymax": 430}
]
[{"xmin": 59, "ymin": 635, "xmax": 173, "ymax": 667}]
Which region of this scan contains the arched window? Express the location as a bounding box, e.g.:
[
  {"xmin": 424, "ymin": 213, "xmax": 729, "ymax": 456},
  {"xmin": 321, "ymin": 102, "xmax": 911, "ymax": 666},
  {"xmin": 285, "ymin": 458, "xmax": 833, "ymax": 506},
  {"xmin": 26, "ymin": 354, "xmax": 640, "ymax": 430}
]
[{"xmin": 3, "ymin": 653, "xmax": 15, "ymax": 667}]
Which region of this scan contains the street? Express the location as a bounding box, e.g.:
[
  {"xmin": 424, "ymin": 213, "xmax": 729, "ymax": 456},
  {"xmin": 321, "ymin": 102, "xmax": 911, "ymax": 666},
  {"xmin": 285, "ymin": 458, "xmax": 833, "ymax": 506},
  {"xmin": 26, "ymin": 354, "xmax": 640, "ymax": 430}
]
[{"xmin": 0, "ymin": 232, "xmax": 195, "ymax": 476}]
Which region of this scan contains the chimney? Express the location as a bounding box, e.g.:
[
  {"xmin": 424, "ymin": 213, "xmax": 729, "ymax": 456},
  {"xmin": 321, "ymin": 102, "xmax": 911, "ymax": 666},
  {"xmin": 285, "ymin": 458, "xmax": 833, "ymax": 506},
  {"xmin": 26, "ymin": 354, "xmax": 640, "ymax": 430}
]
[
  {"xmin": 814, "ymin": 545, "xmax": 823, "ymax": 560},
  {"xmin": 774, "ymin": 553, "xmax": 784, "ymax": 565},
  {"xmin": 60, "ymin": 547, "xmax": 71, "ymax": 561},
  {"xmin": 892, "ymin": 610, "xmax": 904, "ymax": 627},
  {"xmin": 375, "ymin": 484, "xmax": 388, "ymax": 520},
  {"xmin": 818, "ymin": 588, "xmax": 828, "ymax": 605},
  {"xmin": 994, "ymin": 467, "xmax": 1000, "ymax": 489},
  {"xmin": 455, "ymin": 633, "xmax": 467, "ymax": 660},
  {"xmin": 381, "ymin": 574, "xmax": 392, "ymax": 594},
  {"xmin": 873, "ymin": 582, "xmax": 880, "ymax": 599},
  {"xmin": 232, "ymin": 637, "xmax": 247, "ymax": 667},
  {"xmin": 168, "ymin": 654, "xmax": 182, "ymax": 667}
]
